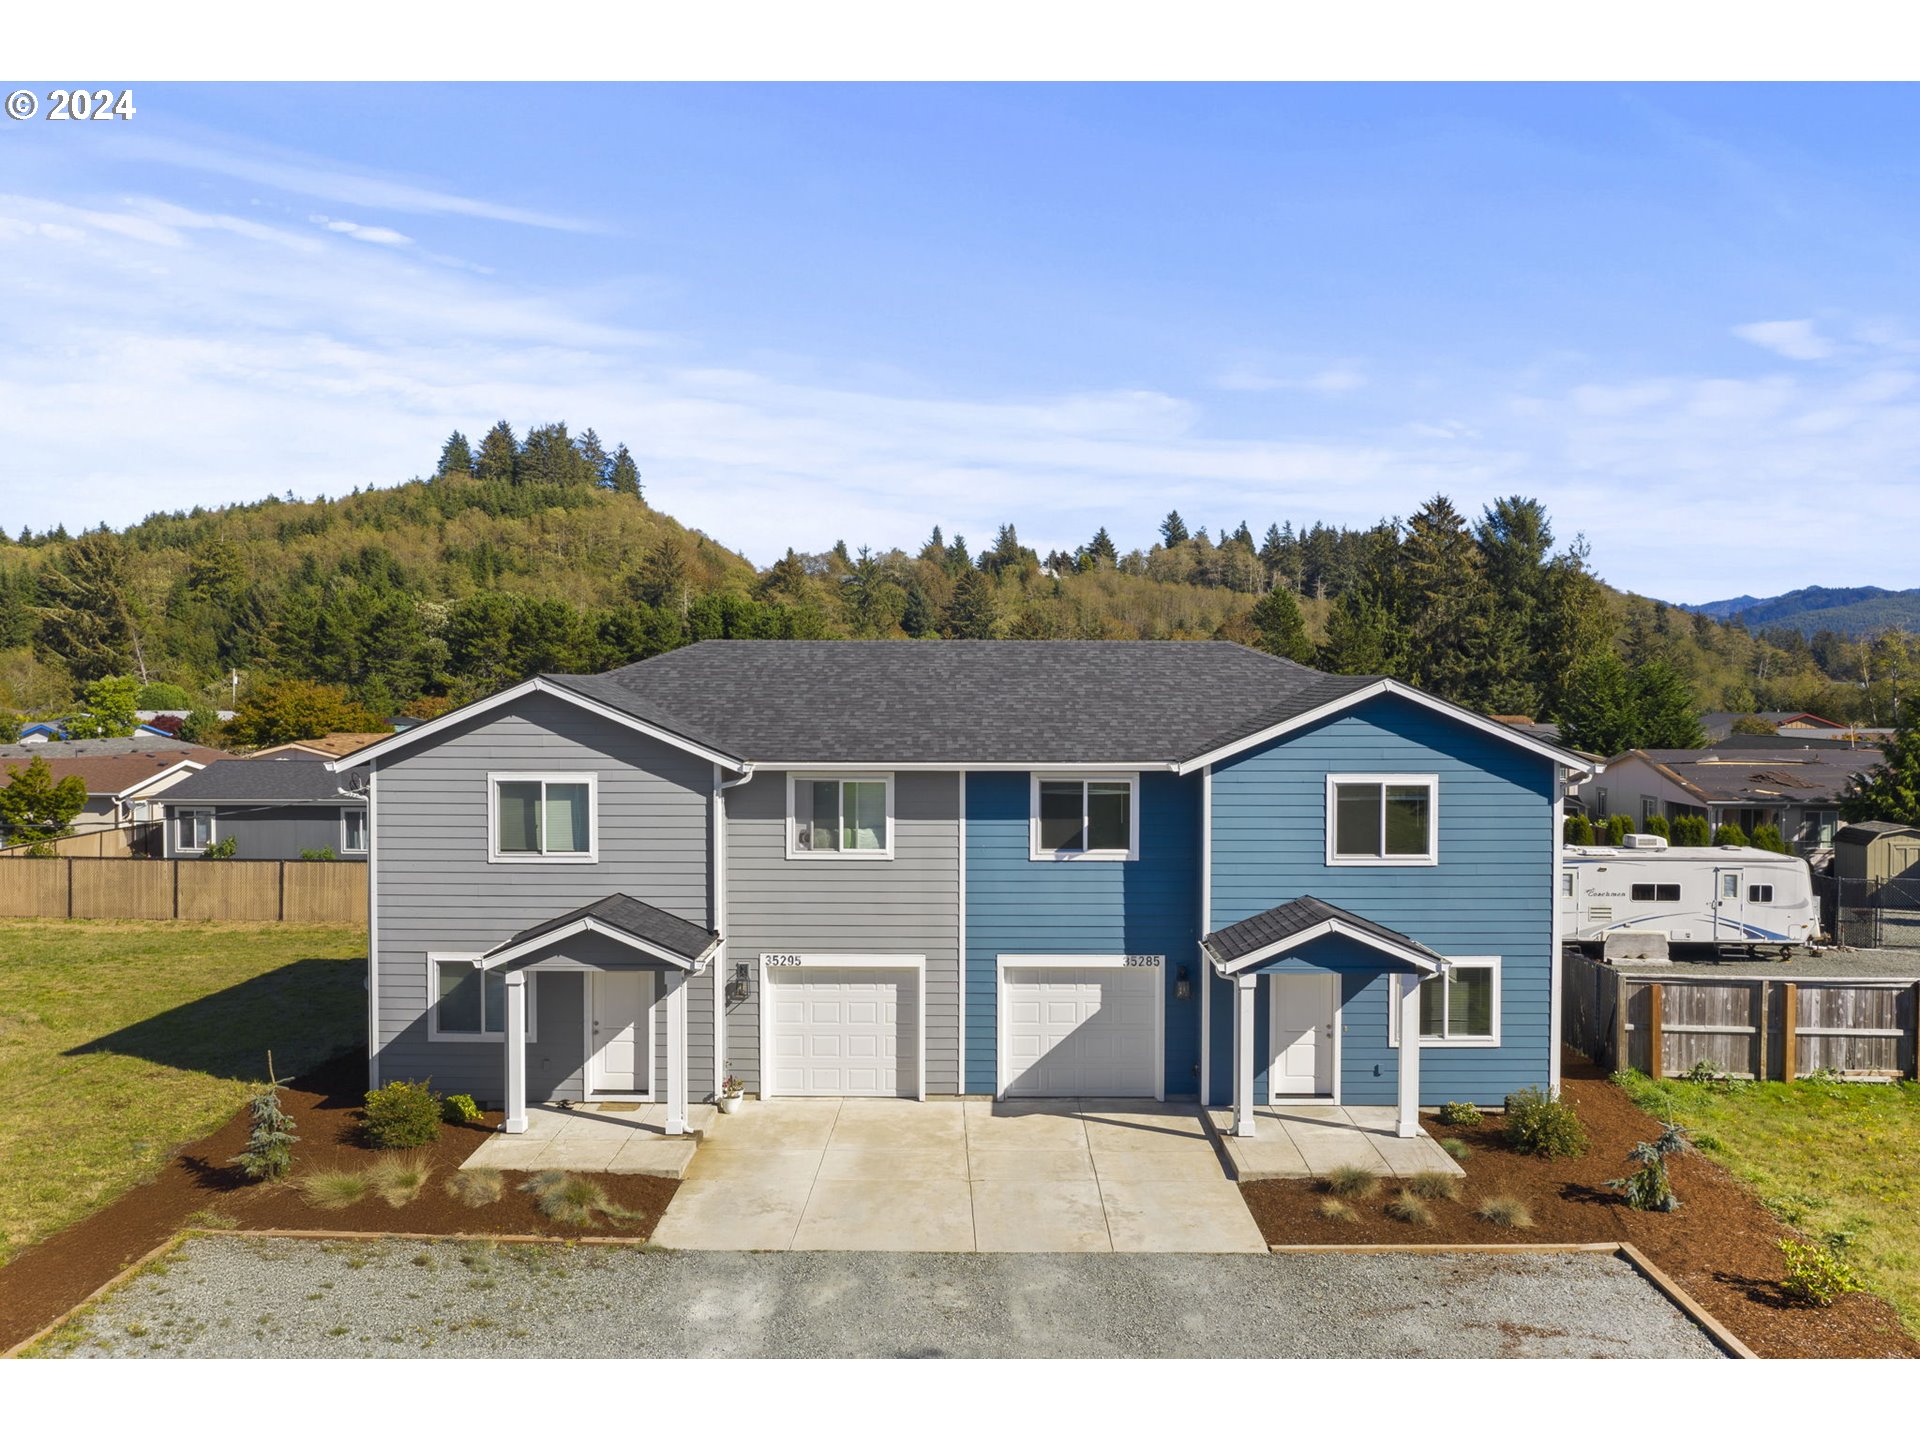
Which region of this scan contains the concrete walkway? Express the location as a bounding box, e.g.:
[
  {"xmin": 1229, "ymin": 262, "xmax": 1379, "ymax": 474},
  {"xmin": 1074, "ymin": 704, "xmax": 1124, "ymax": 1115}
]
[
  {"xmin": 650, "ymin": 1098, "xmax": 1268, "ymax": 1253},
  {"xmin": 1203, "ymin": 1104, "xmax": 1465, "ymax": 1181},
  {"xmin": 462, "ymin": 1103, "xmax": 712, "ymax": 1179}
]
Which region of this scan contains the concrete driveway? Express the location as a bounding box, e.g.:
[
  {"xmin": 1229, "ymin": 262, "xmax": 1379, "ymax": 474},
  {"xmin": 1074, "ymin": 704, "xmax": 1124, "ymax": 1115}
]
[{"xmin": 650, "ymin": 1098, "xmax": 1268, "ymax": 1253}]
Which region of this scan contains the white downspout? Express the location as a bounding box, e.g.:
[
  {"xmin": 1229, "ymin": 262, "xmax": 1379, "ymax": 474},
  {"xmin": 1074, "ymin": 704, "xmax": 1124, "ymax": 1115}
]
[{"xmin": 713, "ymin": 764, "xmax": 755, "ymax": 1101}]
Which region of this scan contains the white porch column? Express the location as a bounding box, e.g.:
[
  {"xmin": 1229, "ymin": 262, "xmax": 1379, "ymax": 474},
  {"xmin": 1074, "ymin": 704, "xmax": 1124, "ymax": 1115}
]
[
  {"xmin": 502, "ymin": 971, "xmax": 528, "ymax": 1134},
  {"xmin": 664, "ymin": 967, "xmax": 689, "ymax": 1136},
  {"xmin": 1396, "ymin": 974, "xmax": 1423, "ymax": 1138},
  {"xmin": 1233, "ymin": 973, "xmax": 1258, "ymax": 1138}
]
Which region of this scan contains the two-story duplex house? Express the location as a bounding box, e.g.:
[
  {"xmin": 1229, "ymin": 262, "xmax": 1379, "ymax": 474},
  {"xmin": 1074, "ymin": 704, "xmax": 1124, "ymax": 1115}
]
[{"xmin": 332, "ymin": 641, "xmax": 1591, "ymax": 1144}]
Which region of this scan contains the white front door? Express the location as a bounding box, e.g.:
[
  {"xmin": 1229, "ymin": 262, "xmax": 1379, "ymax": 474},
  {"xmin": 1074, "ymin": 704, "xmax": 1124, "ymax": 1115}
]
[
  {"xmin": 1002, "ymin": 963, "xmax": 1160, "ymax": 1098},
  {"xmin": 589, "ymin": 970, "xmax": 653, "ymax": 1096},
  {"xmin": 1270, "ymin": 973, "xmax": 1336, "ymax": 1098}
]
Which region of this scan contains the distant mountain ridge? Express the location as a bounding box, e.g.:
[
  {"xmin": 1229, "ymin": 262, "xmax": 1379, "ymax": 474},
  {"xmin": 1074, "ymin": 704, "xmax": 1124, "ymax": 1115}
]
[{"xmin": 1680, "ymin": 585, "xmax": 1920, "ymax": 637}]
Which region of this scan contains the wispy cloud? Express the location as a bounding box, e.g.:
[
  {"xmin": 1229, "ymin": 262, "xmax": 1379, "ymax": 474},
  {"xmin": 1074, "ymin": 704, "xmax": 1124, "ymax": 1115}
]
[
  {"xmin": 311, "ymin": 214, "xmax": 412, "ymax": 247},
  {"xmin": 1211, "ymin": 362, "xmax": 1368, "ymax": 394},
  {"xmin": 1733, "ymin": 318, "xmax": 1833, "ymax": 361}
]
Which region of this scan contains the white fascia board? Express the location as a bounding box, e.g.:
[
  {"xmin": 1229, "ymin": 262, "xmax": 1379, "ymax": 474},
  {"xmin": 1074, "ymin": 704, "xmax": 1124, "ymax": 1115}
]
[
  {"xmin": 112, "ymin": 758, "xmax": 206, "ymax": 801},
  {"xmin": 328, "ymin": 678, "xmax": 747, "ymax": 774},
  {"xmin": 753, "ymin": 760, "xmax": 1181, "ymax": 772},
  {"xmin": 1174, "ymin": 678, "xmax": 1597, "ymax": 778},
  {"xmin": 1209, "ymin": 917, "xmax": 1445, "ymax": 977},
  {"xmin": 480, "ymin": 915, "xmax": 710, "ymax": 972}
]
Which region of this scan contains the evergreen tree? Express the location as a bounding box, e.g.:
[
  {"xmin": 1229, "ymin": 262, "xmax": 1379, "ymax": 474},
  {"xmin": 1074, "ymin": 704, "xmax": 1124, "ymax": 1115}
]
[
  {"xmin": 1632, "ymin": 660, "xmax": 1706, "ymax": 748},
  {"xmin": 628, "ymin": 536, "xmax": 690, "ymax": 611},
  {"xmin": 840, "ymin": 547, "xmax": 902, "ymax": 637},
  {"xmin": 0, "ymin": 756, "xmax": 89, "ymax": 846},
  {"xmin": 946, "ymin": 534, "xmax": 971, "ymax": 573},
  {"xmin": 1557, "ymin": 651, "xmax": 1641, "ymax": 756},
  {"xmin": 437, "ymin": 431, "xmax": 474, "ymax": 477},
  {"xmin": 1396, "ymin": 494, "xmax": 1511, "ymax": 709},
  {"xmin": 475, "ymin": 420, "xmax": 519, "ymax": 482},
  {"xmin": 1086, "ymin": 526, "xmax": 1118, "ymax": 568},
  {"xmin": 1159, "ymin": 511, "xmax": 1189, "ymax": 547},
  {"xmin": 1232, "ymin": 520, "xmax": 1255, "ymax": 550},
  {"xmin": 944, "ymin": 568, "xmax": 999, "ymax": 639},
  {"xmin": 1248, "ymin": 586, "xmax": 1315, "ymax": 664},
  {"xmin": 1318, "ymin": 588, "xmax": 1398, "ymax": 676},
  {"xmin": 1842, "ymin": 707, "xmax": 1920, "ymax": 824},
  {"xmin": 576, "ymin": 427, "xmax": 611, "ymax": 483},
  {"xmin": 1711, "ymin": 821, "xmax": 1749, "ymax": 847},
  {"xmin": 517, "ymin": 422, "xmax": 592, "ymax": 486},
  {"xmin": 607, "ymin": 444, "xmax": 643, "ymax": 499},
  {"xmin": 228, "ymin": 1060, "xmax": 298, "ymax": 1181},
  {"xmin": 36, "ymin": 531, "xmax": 141, "ymax": 682},
  {"xmin": 980, "ymin": 524, "xmax": 1033, "ymax": 577},
  {"xmin": 900, "ymin": 582, "xmax": 937, "ymax": 638}
]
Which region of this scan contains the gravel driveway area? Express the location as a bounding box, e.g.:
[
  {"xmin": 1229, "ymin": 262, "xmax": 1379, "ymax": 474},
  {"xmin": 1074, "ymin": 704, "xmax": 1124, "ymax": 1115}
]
[{"xmin": 38, "ymin": 1235, "xmax": 1725, "ymax": 1358}]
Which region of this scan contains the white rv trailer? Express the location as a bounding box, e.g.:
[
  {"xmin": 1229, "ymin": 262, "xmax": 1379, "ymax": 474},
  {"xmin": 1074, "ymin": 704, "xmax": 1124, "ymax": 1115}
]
[{"xmin": 1560, "ymin": 834, "xmax": 1819, "ymax": 953}]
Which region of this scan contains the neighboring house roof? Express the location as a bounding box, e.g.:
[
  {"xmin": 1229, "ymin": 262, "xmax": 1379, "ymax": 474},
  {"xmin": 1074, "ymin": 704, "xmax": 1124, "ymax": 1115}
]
[
  {"xmin": 1700, "ymin": 710, "xmax": 1849, "ymax": 741},
  {"xmin": 0, "ymin": 741, "xmax": 230, "ymax": 796},
  {"xmin": 481, "ymin": 893, "xmax": 720, "ymax": 970},
  {"xmin": 1609, "ymin": 747, "xmax": 1878, "ymax": 807},
  {"xmin": 1835, "ymin": 821, "xmax": 1920, "ymax": 844},
  {"xmin": 159, "ymin": 757, "xmax": 361, "ymax": 805},
  {"xmin": 249, "ymin": 732, "xmax": 391, "ymax": 760},
  {"xmin": 338, "ymin": 642, "xmax": 1594, "ymax": 775},
  {"xmin": 1202, "ymin": 895, "xmax": 1446, "ymax": 975},
  {"xmin": 1492, "ymin": 714, "xmax": 1564, "ymax": 743}
]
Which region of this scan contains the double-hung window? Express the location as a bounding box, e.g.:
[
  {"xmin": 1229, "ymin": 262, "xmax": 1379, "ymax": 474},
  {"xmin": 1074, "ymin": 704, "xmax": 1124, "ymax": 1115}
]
[
  {"xmin": 429, "ymin": 956, "xmax": 535, "ymax": 1041},
  {"xmin": 341, "ymin": 807, "xmax": 368, "ymax": 855},
  {"xmin": 1326, "ymin": 774, "xmax": 1438, "ymax": 865},
  {"xmin": 790, "ymin": 775, "xmax": 893, "ymax": 858},
  {"xmin": 175, "ymin": 808, "xmax": 214, "ymax": 854},
  {"xmin": 1394, "ymin": 958, "xmax": 1500, "ymax": 1047},
  {"xmin": 489, "ymin": 773, "xmax": 595, "ymax": 862},
  {"xmin": 1030, "ymin": 775, "xmax": 1137, "ymax": 860}
]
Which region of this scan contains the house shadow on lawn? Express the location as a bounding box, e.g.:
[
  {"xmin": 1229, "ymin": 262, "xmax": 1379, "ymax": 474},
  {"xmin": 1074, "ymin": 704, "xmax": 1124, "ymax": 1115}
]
[{"xmin": 61, "ymin": 956, "xmax": 365, "ymax": 1093}]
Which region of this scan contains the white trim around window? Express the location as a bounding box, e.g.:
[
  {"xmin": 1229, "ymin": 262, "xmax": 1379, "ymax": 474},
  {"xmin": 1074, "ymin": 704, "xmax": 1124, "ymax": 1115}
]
[
  {"xmin": 1029, "ymin": 773, "xmax": 1140, "ymax": 861},
  {"xmin": 785, "ymin": 773, "xmax": 896, "ymax": 860},
  {"xmin": 1390, "ymin": 957, "xmax": 1500, "ymax": 1049},
  {"xmin": 174, "ymin": 806, "xmax": 215, "ymax": 854},
  {"xmin": 428, "ymin": 953, "xmax": 539, "ymax": 1042},
  {"xmin": 487, "ymin": 771, "xmax": 598, "ymax": 864},
  {"xmin": 340, "ymin": 805, "xmax": 368, "ymax": 855},
  {"xmin": 1325, "ymin": 773, "xmax": 1439, "ymax": 867}
]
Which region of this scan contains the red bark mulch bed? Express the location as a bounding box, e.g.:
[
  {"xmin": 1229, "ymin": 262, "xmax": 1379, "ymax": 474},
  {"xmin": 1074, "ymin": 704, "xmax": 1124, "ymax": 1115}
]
[
  {"xmin": 1241, "ymin": 1051, "xmax": 1918, "ymax": 1359},
  {"xmin": 0, "ymin": 1050, "xmax": 677, "ymax": 1354}
]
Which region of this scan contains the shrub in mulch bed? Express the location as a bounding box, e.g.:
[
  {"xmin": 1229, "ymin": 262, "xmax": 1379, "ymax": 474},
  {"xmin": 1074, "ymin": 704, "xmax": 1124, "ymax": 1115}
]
[
  {"xmin": 0, "ymin": 1049, "xmax": 679, "ymax": 1357},
  {"xmin": 1239, "ymin": 1051, "xmax": 1920, "ymax": 1359}
]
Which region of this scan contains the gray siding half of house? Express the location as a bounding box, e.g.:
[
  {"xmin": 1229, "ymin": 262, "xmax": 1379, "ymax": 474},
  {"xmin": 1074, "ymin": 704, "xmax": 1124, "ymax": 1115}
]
[
  {"xmin": 163, "ymin": 804, "xmax": 358, "ymax": 861},
  {"xmin": 373, "ymin": 691, "xmax": 715, "ymax": 1107},
  {"xmin": 723, "ymin": 770, "xmax": 963, "ymax": 1094}
]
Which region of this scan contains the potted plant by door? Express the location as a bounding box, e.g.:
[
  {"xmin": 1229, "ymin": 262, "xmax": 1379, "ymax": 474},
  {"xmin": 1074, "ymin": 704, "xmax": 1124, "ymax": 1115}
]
[{"xmin": 718, "ymin": 1075, "xmax": 746, "ymax": 1115}]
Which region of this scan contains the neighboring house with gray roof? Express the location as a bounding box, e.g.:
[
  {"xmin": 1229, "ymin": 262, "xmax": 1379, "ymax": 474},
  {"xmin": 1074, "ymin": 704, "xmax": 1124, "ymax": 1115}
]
[
  {"xmin": 0, "ymin": 737, "xmax": 228, "ymax": 837},
  {"xmin": 1576, "ymin": 745, "xmax": 1876, "ymax": 854},
  {"xmin": 158, "ymin": 756, "xmax": 367, "ymax": 861},
  {"xmin": 330, "ymin": 640, "xmax": 1593, "ymax": 1144}
]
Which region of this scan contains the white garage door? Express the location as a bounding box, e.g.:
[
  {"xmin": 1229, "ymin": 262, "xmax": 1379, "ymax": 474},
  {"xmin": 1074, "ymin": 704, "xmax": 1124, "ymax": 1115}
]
[
  {"xmin": 1003, "ymin": 963, "xmax": 1160, "ymax": 1098},
  {"xmin": 767, "ymin": 966, "xmax": 917, "ymax": 1097}
]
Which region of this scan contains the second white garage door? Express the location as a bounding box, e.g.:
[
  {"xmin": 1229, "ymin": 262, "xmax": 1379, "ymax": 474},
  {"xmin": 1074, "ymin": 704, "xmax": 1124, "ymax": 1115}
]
[
  {"xmin": 1001, "ymin": 961, "xmax": 1161, "ymax": 1098},
  {"xmin": 766, "ymin": 965, "xmax": 918, "ymax": 1097}
]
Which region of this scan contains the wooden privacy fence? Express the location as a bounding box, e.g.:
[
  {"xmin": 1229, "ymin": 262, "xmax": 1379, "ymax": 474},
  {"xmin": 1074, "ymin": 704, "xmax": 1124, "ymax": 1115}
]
[
  {"xmin": 1563, "ymin": 950, "xmax": 1920, "ymax": 1081},
  {"xmin": 0, "ymin": 824, "xmax": 159, "ymax": 859},
  {"xmin": 0, "ymin": 857, "xmax": 366, "ymax": 925}
]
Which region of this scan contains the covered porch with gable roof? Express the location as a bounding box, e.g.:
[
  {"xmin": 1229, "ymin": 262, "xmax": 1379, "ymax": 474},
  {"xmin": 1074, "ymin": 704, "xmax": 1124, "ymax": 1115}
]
[{"xmin": 475, "ymin": 893, "xmax": 722, "ymax": 1141}]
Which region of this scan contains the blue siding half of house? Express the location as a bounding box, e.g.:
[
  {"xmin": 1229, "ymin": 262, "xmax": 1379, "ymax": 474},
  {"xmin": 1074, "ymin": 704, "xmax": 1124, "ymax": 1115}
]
[
  {"xmin": 965, "ymin": 771, "xmax": 1201, "ymax": 1096},
  {"xmin": 1208, "ymin": 694, "xmax": 1557, "ymax": 1107}
]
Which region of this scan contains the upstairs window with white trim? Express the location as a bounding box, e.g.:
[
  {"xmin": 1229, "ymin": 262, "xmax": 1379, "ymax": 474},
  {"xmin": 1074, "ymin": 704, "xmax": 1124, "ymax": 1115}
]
[
  {"xmin": 1393, "ymin": 958, "xmax": 1500, "ymax": 1047},
  {"xmin": 429, "ymin": 957, "xmax": 536, "ymax": 1041},
  {"xmin": 790, "ymin": 775, "xmax": 893, "ymax": 858},
  {"xmin": 490, "ymin": 773, "xmax": 596, "ymax": 862},
  {"xmin": 175, "ymin": 808, "xmax": 214, "ymax": 854},
  {"xmin": 1327, "ymin": 774, "xmax": 1437, "ymax": 865},
  {"xmin": 341, "ymin": 807, "xmax": 368, "ymax": 855},
  {"xmin": 1030, "ymin": 775, "xmax": 1138, "ymax": 860}
]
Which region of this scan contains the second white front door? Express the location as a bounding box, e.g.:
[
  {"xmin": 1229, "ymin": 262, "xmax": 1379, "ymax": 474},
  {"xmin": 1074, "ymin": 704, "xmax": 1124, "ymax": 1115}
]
[
  {"xmin": 590, "ymin": 970, "xmax": 654, "ymax": 1096},
  {"xmin": 1270, "ymin": 973, "xmax": 1336, "ymax": 1098}
]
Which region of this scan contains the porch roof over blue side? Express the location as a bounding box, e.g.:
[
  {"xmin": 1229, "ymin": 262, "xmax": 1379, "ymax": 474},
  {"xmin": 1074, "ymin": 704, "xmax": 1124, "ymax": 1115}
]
[{"xmin": 1202, "ymin": 896, "xmax": 1446, "ymax": 975}]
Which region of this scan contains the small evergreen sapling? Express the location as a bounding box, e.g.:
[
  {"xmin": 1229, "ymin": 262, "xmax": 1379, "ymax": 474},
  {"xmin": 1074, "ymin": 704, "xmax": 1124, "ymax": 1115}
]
[
  {"xmin": 1607, "ymin": 1120, "xmax": 1689, "ymax": 1211},
  {"xmin": 230, "ymin": 1053, "xmax": 298, "ymax": 1181}
]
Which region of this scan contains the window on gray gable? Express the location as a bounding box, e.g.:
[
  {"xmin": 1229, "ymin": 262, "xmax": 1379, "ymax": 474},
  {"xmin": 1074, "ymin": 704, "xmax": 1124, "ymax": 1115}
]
[
  {"xmin": 793, "ymin": 777, "xmax": 889, "ymax": 853},
  {"xmin": 495, "ymin": 779, "xmax": 590, "ymax": 856}
]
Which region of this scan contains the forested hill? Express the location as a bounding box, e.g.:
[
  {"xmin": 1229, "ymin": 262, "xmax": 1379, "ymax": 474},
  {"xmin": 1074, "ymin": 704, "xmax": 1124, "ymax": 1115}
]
[
  {"xmin": 1682, "ymin": 585, "xmax": 1920, "ymax": 639},
  {"xmin": 0, "ymin": 418, "xmax": 1910, "ymax": 750}
]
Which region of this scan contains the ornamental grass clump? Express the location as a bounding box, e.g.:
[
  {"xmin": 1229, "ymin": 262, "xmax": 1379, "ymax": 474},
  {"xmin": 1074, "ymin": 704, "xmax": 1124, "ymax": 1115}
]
[
  {"xmin": 296, "ymin": 1170, "xmax": 370, "ymax": 1210},
  {"xmin": 446, "ymin": 1167, "xmax": 504, "ymax": 1208},
  {"xmin": 1385, "ymin": 1190, "xmax": 1435, "ymax": 1226},
  {"xmin": 1504, "ymin": 1086, "xmax": 1588, "ymax": 1158},
  {"xmin": 1405, "ymin": 1170, "xmax": 1460, "ymax": 1202},
  {"xmin": 1475, "ymin": 1195, "xmax": 1533, "ymax": 1229},
  {"xmin": 367, "ymin": 1154, "xmax": 433, "ymax": 1207},
  {"xmin": 519, "ymin": 1170, "xmax": 644, "ymax": 1228},
  {"xmin": 1440, "ymin": 1137, "xmax": 1470, "ymax": 1162},
  {"xmin": 1321, "ymin": 1164, "xmax": 1380, "ymax": 1199},
  {"xmin": 229, "ymin": 1055, "xmax": 298, "ymax": 1181},
  {"xmin": 1316, "ymin": 1197, "xmax": 1359, "ymax": 1224}
]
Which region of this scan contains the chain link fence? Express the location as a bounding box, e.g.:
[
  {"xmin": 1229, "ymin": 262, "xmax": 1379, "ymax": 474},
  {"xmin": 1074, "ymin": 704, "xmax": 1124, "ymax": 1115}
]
[{"xmin": 1825, "ymin": 872, "xmax": 1920, "ymax": 949}]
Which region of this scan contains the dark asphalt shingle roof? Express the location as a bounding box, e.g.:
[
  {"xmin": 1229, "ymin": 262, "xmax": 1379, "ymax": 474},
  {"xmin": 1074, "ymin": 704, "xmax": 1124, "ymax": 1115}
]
[
  {"xmin": 1836, "ymin": 821, "xmax": 1920, "ymax": 843},
  {"xmin": 159, "ymin": 757, "xmax": 362, "ymax": 805},
  {"xmin": 1202, "ymin": 895, "xmax": 1446, "ymax": 969},
  {"xmin": 487, "ymin": 894, "xmax": 717, "ymax": 964},
  {"xmin": 548, "ymin": 641, "xmax": 1382, "ymax": 766},
  {"xmin": 1630, "ymin": 748, "xmax": 1878, "ymax": 805}
]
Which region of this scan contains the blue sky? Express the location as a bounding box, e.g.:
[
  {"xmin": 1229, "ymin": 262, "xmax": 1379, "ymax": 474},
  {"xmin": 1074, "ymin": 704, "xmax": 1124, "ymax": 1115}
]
[{"xmin": 3, "ymin": 82, "xmax": 1917, "ymax": 602}]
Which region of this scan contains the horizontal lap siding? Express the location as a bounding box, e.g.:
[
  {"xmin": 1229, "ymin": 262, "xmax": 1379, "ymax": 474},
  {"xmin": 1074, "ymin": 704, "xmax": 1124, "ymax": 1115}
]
[
  {"xmin": 374, "ymin": 693, "xmax": 714, "ymax": 1106},
  {"xmin": 966, "ymin": 771, "xmax": 1201, "ymax": 1097},
  {"xmin": 1209, "ymin": 695, "xmax": 1556, "ymax": 1107},
  {"xmin": 724, "ymin": 770, "xmax": 962, "ymax": 1094}
]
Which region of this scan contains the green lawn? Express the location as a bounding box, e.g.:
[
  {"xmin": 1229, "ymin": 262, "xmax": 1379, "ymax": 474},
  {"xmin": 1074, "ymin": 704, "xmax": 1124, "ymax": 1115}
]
[
  {"xmin": 1616, "ymin": 1068, "xmax": 1920, "ymax": 1333},
  {"xmin": 0, "ymin": 918, "xmax": 365, "ymax": 1265}
]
